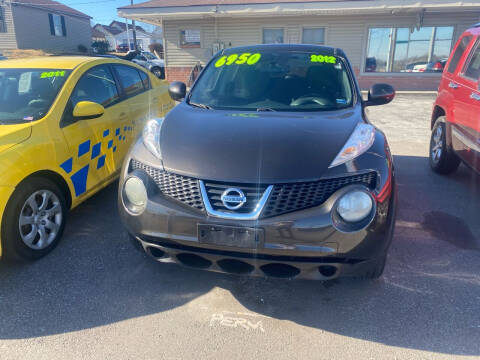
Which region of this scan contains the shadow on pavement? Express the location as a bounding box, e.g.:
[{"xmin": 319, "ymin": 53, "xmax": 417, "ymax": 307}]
[{"xmin": 0, "ymin": 155, "xmax": 479, "ymax": 356}]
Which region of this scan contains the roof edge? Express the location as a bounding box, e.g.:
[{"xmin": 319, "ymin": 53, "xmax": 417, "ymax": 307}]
[
  {"xmin": 12, "ymin": 1, "xmax": 92, "ymax": 19},
  {"xmin": 118, "ymin": 0, "xmax": 480, "ymax": 11},
  {"xmin": 118, "ymin": 0, "xmax": 361, "ymax": 10}
]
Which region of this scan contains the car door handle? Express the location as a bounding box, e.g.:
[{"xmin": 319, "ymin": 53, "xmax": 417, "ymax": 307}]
[
  {"xmin": 448, "ymin": 82, "xmax": 459, "ymax": 89},
  {"xmin": 470, "ymin": 92, "xmax": 480, "ymax": 101}
]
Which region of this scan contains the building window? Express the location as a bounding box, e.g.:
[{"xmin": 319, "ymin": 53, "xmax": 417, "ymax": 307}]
[
  {"xmin": 365, "ymin": 26, "xmax": 454, "ymax": 73},
  {"xmin": 302, "ymin": 28, "xmax": 325, "ymax": 45},
  {"xmin": 263, "ymin": 28, "xmax": 284, "ymax": 44},
  {"xmin": 0, "ymin": 7, "xmax": 6, "ymax": 33},
  {"xmin": 48, "ymin": 13, "xmax": 66, "ymax": 37},
  {"xmin": 180, "ymin": 29, "xmax": 200, "ymax": 48}
]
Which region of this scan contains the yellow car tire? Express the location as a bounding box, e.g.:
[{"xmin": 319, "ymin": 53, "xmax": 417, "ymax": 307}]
[{"xmin": 1, "ymin": 177, "xmax": 68, "ymax": 261}]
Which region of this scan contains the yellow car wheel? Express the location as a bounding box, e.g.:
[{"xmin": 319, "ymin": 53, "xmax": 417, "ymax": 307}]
[{"xmin": 1, "ymin": 177, "xmax": 67, "ymax": 260}]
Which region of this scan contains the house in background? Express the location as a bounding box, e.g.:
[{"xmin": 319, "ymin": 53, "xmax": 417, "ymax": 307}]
[
  {"xmin": 118, "ymin": 0, "xmax": 480, "ymax": 90},
  {"xmin": 94, "ymin": 20, "xmax": 160, "ymax": 51},
  {"xmin": 93, "ymin": 24, "xmax": 122, "ymax": 51},
  {"xmin": 115, "ymin": 27, "xmax": 154, "ymax": 51},
  {"xmin": 151, "ymin": 26, "xmax": 163, "ymax": 44},
  {"xmin": 0, "ymin": 0, "xmax": 91, "ymax": 53},
  {"xmin": 92, "ymin": 27, "xmax": 107, "ymax": 43}
]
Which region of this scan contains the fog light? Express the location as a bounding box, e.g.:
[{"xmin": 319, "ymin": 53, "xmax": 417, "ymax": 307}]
[
  {"xmin": 336, "ymin": 190, "xmax": 373, "ymax": 223},
  {"xmin": 124, "ymin": 176, "xmax": 147, "ymax": 213}
]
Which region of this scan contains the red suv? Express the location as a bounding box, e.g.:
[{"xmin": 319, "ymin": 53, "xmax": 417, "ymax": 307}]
[{"xmin": 430, "ymin": 23, "xmax": 480, "ymax": 174}]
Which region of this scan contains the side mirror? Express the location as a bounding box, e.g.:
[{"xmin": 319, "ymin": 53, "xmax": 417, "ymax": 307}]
[
  {"xmin": 365, "ymin": 83, "xmax": 395, "ymax": 107},
  {"xmin": 73, "ymin": 101, "xmax": 104, "ymax": 120},
  {"xmin": 168, "ymin": 81, "xmax": 186, "ymax": 101}
]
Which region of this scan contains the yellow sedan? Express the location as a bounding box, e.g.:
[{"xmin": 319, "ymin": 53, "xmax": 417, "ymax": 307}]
[{"xmin": 0, "ymin": 56, "xmax": 174, "ymax": 260}]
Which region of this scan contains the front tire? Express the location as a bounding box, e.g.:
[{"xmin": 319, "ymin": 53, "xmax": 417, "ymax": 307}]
[
  {"xmin": 1, "ymin": 177, "xmax": 67, "ymax": 260},
  {"xmin": 429, "ymin": 117, "xmax": 460, "ymax": 174},
  {"xmin": 151, "ymin": 67, "xmax": 164, "ymax": 79}
]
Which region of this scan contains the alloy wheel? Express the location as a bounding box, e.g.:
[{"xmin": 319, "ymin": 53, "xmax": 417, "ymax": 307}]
[
  {"xmin": 18, "ymin": 190, "xmax": 63, "ymax": 250},
  {"xmin": 431, "ymin": 125, "xmax": 443, "ymax": 163}
]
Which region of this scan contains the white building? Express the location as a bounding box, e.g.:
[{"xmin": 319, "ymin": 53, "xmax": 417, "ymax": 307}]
[
  {"xmin": 94, "ymin": 20, "xmax": 159, "ymax": 51},
  {"xmin": 118, "ymin": 0, "xmax": 480, "ymax": 90}
]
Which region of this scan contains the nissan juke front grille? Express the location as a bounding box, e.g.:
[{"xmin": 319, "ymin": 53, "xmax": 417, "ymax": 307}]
[
  {"xmin": 130, "ymin": 159, "xmax": 377, "ymax": 218},
  {"xmin": 261, "ymin": 172, "xmax": 377, "ymax": 218},
  {"xmin": 130, "ymin": 159, "xmax": 204, "ymax": 211}
]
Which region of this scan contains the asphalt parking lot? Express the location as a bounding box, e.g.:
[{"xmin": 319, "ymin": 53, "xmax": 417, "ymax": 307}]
[{"xmin": 1, "ymin": 94, "xmax": 479, "ymax": 359}]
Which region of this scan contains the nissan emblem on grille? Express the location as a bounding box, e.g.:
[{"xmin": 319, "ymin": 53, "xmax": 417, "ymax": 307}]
[
  {"xmin": 221, "ymin": 188, "xmax": 247, "ymax": 210},
  {"xmin": 131, "ymin": 160, "xmax": 377, "ymax": 218}
]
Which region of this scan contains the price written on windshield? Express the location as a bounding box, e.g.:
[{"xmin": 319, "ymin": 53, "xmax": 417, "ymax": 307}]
[
  {"xmin": 215, "ymin": 53, "xmax": 262, "ymax": 67},
  {"xmin": 310, "ymin": 55, "xmax": 337, "ymax": 64}
]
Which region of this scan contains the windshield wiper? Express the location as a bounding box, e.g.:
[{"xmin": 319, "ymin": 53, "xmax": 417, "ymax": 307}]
[
  {"xmin": 256, "ymin": 107, "xmax": 276, "ymax": 112},
  {"xmin": 189, "ymin": 102, "xmax": 212, "ymax": 110}
]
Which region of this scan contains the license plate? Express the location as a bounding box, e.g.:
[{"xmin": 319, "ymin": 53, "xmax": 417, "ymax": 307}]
[{"xmin": 198, "ymin": 224, "xmax": 264, "ymax": 248}]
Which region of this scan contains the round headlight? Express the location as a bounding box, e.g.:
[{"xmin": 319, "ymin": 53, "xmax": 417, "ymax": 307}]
[
  {"xmin": 336, "ymin": 190, "xmax": 373, "ymax": 223},
  {"xmin": 124, "ymin": 177, "xmax": 147, "ymax": 213}
]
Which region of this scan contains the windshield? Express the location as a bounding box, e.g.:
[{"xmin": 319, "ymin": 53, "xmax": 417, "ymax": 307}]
[
  {"xmin": 189, "ymin": 49, "xmax": 354, "ymax": 111},
  {"xmin": 0, "ymin": 68, "xmax": 71, "ymax": 124},
  {"xmin": 143, "ymin": 52, "xmax": 157, "ymax": 60}
]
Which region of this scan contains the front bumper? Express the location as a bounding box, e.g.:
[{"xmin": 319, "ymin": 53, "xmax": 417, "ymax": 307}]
[
  {"xmin": 119, "ymin": 131, "xmax": 396, "ymax": 280},
  {"xmin": 119, "ymin": 172, "xmax": 395, "ymax": 280},
  {"xmin": 132, "ymin": 236, "xmax": 388, "ymax": 280}
]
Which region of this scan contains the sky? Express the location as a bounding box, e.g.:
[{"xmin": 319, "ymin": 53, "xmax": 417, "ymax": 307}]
[{"xmin": 60, "ymin": 0, "xmax": 155, "ymax": 31}]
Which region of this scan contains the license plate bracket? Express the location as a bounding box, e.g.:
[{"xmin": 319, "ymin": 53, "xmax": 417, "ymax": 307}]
[{"xmin": 198, "ymin": 224, "xmax": 264, "ymax": 248}]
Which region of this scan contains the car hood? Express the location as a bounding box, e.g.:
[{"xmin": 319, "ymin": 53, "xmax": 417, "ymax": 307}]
[
  {"xmin": 0, "ymin": 123, "xmax": 31, "ymax": 154},
  {"xmin": 150, "ymin": 59, "xmax": 164, "ymax": 67},
  {"xmin": 160, "ymin": 103, "xmax": 361, "ymax": 183}
]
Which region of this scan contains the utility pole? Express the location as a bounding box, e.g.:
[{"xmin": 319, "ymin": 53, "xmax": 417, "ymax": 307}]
[
  {"xmin": 125, "ymin": 18, "xmax": 131, "ymax": 51},
  {"xmin": 131, "ymin": 0, "xmax": 138, "ymax": 51}
]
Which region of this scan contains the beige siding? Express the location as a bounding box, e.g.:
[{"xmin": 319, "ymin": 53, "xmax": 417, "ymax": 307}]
[
  {"xmin": 0, "ymin": 2, "xmax": 18, "ymax": 51},
  {"xmin": 164, "ymin": 12, "xmax": 480, "ymax": 69},
  {"xmin": 12, "ymin": 5, "xmax": 91, "ymax": 52},
  {"xmin": 164, "ymin": 19, "xmax": 215, "ymax": 67}
]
